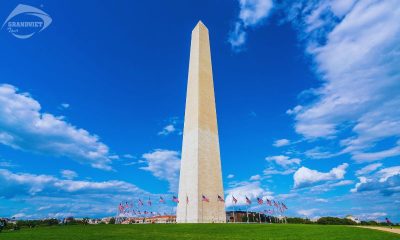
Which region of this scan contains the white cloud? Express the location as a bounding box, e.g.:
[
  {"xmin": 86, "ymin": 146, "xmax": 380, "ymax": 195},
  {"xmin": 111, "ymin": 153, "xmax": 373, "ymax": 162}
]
[
  {"xmin": 329, "ymin": 180, "xmax": 353, "ymax": 187},
  {"xmin": 229, "ymin": 0, "xmax": 274, "ymax": 51},
  {"xmin": 0, "ymin": 168, "xmax": 146, "ymax": 198},
  {"xmin": 273, "ymin": 139, "xmax": 290, "ymax": 147},
  {"xmin": 298, "ymin": 208, "xmax": 319, "ymax": 217},
  {"xmin": 60, "ymin": 103, "xmax": 70, "ymax": 109},
  {"xmin": 225, "ymin": 181, "xmax": 273, "ymax": 207},
  {"xmin": 227, "ymin": 174, "xmax": 235, "ymax": 179},
  {"xmin": 351, "ymin": 166, "xmax": 400, "ymax": 195},
  {"xmin": 315, "ymin": 198, "xmax": 328, "ymax": 203},
  {"xmin": 266, "ymin": 155, "xmax": 301, "ymax": 168},
  {"xmin": 276, "ymin": 192, "xmax": 298, "ymax": 200},
  {"xmin": 229, "ymin": 22, "xmax": 247, "ymax": 50},
  {"xmin": 60, "ymin": 170, "xmax": 78, "ymax": 180},
  {"xmin": 0, "ymin": 160, "xmax": 16, "ymax": 168},
  {"xmin": 158, "ymin": 124, "xmax": 176, "ymax": 136},
  {"xmin": 357, "ymin": 212, "xmax": 387, "ymax": 221},
  {"xmin": 263, "ymin": 167, "xmax": 295, "ymax": 176},
  {"xmin": 249, "ymin": 174, "xmax": 261, "ymax": 181},
  {"xmin": 123, "ymin": 154, "xmax": 135, "ymax": 159},
  {"xmin": 309, "ymin": 179, "xmax": 353, "ymax": 193},
  {"xmin": 0, "ymin": 168, "xmax": 163, "ymax": 219},
  {"xmin": 284, "ymin": 0, "xmax": 400, "ymax": 162},
  {"xmin": 377, "ymin": 166, "xmax": 400, "ymax": 182},
  {"xmin": 0, "ymin": 84, "xmax": 115, "ymax": 170},
  {"xmin": 140, "ymin": 149, "xmax": 180, "ymax": 192},
  {"xmin": 355, "ymin": 163, "xmax": 382, "ymax": 176},
  {"xmin": 286, "ymin": 105, "xmax": 302, "ymax": 115},
  {"xmin": 294, "ymin": 163, "xmax": 348, "ymax": 188},
  {"xmin": 12, "ymin": 213, "xmax": 29, "ymax": 219},
  {"xmin": 351, "ymin": 143, "xmax": 400, "ymax": 163},
  {"xmin": 305, "ymin": 147, "xmax": 340, "ymax": 159}
]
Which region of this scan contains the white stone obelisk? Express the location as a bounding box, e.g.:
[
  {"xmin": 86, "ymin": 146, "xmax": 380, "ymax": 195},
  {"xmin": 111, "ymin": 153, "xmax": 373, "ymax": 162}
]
[{"xmin": 176, "ymin": 21, "xmax": 225, "ymax": 223}]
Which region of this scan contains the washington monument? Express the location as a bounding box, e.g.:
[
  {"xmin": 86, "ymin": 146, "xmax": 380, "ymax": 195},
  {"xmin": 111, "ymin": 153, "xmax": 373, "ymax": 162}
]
[{"xmin": 176, "ymin": 21, "xmax": 225, "ymax": 223}]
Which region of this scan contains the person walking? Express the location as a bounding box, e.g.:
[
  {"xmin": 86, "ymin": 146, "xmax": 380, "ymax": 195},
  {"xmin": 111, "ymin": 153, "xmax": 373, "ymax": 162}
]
[{"xmin": 385, "ymin": 217, "xmax": 393, "ymax": 229}]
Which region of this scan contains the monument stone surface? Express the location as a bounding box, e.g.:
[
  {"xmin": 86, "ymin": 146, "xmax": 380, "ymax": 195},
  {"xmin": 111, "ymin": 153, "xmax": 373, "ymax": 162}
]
[{"xmin": 176, "ymin": 21, "xmax": 225, "ymax": 223}]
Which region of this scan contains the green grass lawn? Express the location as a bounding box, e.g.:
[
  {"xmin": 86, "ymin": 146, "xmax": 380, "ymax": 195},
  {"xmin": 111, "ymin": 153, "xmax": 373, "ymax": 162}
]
[{"xmin": 1, "ymin": 224, "xmax": 399, "ymax": 240}]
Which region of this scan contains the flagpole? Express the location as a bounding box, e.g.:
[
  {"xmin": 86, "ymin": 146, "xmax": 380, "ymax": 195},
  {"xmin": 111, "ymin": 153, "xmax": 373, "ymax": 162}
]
[
  {"xmin": 259, "ymin": 212, "xmax": 261, "ymax": 224},
  {"xmin": 246, "ymin": 205, "xmax": 249, "ymax": 224},
  {"xmin": 233, "ymin": 204, "xmax": 236, "ymax": 223},
  {"xmin": 269, "ymin": 210, "xmax": 271, "ymax": 223}
]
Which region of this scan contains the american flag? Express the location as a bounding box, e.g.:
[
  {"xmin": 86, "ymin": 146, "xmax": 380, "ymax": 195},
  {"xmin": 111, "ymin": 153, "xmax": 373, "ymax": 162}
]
[
  {"xmin": 159, "ymin": 196, "xmax": 165, "ymax": 203},
  {"xmin": 218, "ymin": 195, "xmax": 225, "ymax": 202},
  {"xmin": 273, "ymin": 200, "xmax": 279, "ymax": 208},
  {"xmin": 266, "ymin": 199, "xmax": 272, "ymax": 206},
  {"xmin": 232, "ymin": 195, "xmax": 238, "ymax": 204},
  {"xmin": 282, "ymin": 203, "xmax": 288, "ymax": 210},
  {"xmin": 172, "ymin": 196, "xmax": 179, "ymax": 203},
  {"xmin": 245, "ymin": 196, "xmax": 251, "ymax": 205},
  {"xmin": 137, "ymin": 210, "xmax": 141, "ymax": 214},
  {"xmin": 257, "ymin": 197, "xmax": 263, "ymax": 205},
  {"xmin": 147, "ymin": 198, "xmax": 152, "ymax": 206},
  {"xmin": 138, "ymin": 199, "xmax": 144, "ymax": 206},
  {"xmin": 144, "ymin": 211, "xmax": 148, "ymax": 215},
  {"xmin": 202, "ymin": 195, "xmax": 210, "ymax": 202},
  {"xmin": 132, "ymin": 210, "xmax": 136, "ymax": 215},
  {"xmin": 186, "ymin": 195, "xmax": 189, "ymax": 204},
  {"xmin": 118, "ymin": 203, "xmax": 124, "ymax": 213}
]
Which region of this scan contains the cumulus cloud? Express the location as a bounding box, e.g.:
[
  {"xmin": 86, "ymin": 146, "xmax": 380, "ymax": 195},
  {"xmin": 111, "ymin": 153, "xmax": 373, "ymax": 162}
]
[
  {"xmin": 229, "ymin": 0, "xmax": 274, "ymax": 51},
  {"xmin": 266, "ymin": 155, "xmax": 301, "ymax": 168},
  {"xmin": 227, "ymin": 174, "xmax": 235, "ymax": 179},
  {"xmin": 297, "ymin": 208, "xmax": 319, "ymax": 217},
  {"xmin": 283, "ymin": 0, "xmax": 400, "ymax": 162},
  {"xmin": 0, "ymin": 168, "xmax": 146, "ymax": 199},
  {"xmin": 0, "ymin": 168, "xmax": 165, "ymax": 219},
  {"xmin": 273, "ymin": 139, "xmax": 290, "ymax": 147},
  {"xmin": 140, "ymin": 149, "xmax": 180, "ymax": 192},
  {"xmin": 351, "ymin": 166, "xmax": 400, "ymax": 195},
  {"xmin": 294, "ymin": 163, "xmax": 348, "ymax": 188},
  {"xmin": 378, "ymin": 166, "xmax": 400, "ymax": 182},
  {"xmin": 225, "ymin": 181, "xmax": 273, "ymax": 207},
  {"xmin": 0, "ymin": 84, "xmax": 115, "ymax": 170}
]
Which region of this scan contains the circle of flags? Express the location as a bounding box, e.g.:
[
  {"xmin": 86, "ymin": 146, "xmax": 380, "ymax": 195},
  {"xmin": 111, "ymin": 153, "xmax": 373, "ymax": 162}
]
[{"xmin": 116, "ymin": 195, "xmax": 288, "ymax": 220}]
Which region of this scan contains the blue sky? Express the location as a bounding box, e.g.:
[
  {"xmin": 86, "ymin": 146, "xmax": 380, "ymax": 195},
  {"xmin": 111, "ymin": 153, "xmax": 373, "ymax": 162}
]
[{"xmin": 0, "ymin": 0, "xmax": 399, "ymax": 221}]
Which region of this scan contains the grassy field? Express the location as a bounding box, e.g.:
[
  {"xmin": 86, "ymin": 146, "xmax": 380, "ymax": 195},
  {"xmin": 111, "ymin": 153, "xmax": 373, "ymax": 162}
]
[{"xmin": 1, "ymin": 224, "xmax": 399, "ymax": 240}]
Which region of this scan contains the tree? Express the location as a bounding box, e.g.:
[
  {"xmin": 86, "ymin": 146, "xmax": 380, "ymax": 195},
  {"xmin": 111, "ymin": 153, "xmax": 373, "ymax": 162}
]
[
  {"xmin": 109, "ymin": 217, "xmax": 115, "ymax": 224},
  {"xmin": 317, "ymin": 217, "xmax": 356, "ymax": 225},
  {"xmin": 0, "ymin": 219, "xmax": 6, "ymax": 233}
]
